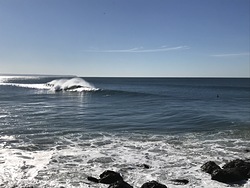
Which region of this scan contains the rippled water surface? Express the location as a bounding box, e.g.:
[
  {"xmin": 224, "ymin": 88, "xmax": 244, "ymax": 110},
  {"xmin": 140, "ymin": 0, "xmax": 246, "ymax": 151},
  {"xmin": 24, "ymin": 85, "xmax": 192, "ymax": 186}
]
[{"xmin": 0, "ymin": 76, "xmax": 249, "ymax": 187}]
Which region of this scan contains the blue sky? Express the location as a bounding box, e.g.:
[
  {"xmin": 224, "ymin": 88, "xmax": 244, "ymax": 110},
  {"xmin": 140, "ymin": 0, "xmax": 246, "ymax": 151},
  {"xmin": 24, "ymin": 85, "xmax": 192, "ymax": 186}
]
[{"xmin": 0, "ymin": 0, "xmax": 249, "ymax": 77}]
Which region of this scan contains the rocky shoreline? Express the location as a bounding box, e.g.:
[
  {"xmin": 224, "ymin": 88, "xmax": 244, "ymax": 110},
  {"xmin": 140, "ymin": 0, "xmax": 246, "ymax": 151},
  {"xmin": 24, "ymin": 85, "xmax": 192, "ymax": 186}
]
[
  {"xmin": 85, "ymin": 158, "xmax": 250, "ymax": 188},
  {"xmin": 201, "ymin": 159, "xmax": 250, "ymax": 185},
  {"xmin": 10, "ymin": 158, "xmax": 250, "ymax": 188}
]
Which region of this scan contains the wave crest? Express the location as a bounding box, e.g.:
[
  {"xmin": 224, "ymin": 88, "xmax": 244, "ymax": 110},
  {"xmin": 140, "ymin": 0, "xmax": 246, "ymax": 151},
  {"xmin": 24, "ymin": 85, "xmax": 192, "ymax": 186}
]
[{"xmin": 46, "ymin": 77, "xmax": 98, "ymax": 92}]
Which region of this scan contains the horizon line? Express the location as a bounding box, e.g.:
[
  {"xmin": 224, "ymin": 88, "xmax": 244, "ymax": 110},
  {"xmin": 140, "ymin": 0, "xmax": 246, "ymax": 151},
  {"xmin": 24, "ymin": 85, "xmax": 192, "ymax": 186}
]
[{"xmin": 1, "ymin": 73, "xmax": 249, "ymax": 79}]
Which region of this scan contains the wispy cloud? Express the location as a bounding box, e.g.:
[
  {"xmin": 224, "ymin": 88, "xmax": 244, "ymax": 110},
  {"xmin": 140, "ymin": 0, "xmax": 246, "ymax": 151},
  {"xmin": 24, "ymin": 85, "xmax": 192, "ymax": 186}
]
[
  {"xmin": 83, "ymin": 46, "xmax": 189, "ymax": 53},
  {"xmin": 211, "ymin": 52, "xmax": 250, "ymax": 57}
]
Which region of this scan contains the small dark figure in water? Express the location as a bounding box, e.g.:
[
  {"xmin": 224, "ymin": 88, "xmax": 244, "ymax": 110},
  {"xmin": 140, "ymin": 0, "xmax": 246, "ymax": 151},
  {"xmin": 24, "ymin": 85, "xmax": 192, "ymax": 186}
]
[{"xmin": 217, "ymin": 94, "xmax": 219, "ymax": 98}]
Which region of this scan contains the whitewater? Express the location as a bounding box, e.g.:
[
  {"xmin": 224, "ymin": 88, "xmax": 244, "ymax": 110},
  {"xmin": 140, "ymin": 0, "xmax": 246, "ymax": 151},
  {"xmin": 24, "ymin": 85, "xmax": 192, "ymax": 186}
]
[
  {"xmin": 0, "ymin": 77, "xmax": 98, "ymax": 92},
  {"xmin": 0, "ymin": 75, "xmax": 249, "ymax": 188}
]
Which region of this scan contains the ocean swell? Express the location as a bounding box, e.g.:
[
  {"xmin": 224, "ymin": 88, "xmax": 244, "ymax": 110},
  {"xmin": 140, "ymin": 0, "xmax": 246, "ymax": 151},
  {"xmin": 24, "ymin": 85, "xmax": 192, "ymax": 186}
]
[{"xmin": 46, "ymin": 77, "xmax": 98, "ymax": 92}]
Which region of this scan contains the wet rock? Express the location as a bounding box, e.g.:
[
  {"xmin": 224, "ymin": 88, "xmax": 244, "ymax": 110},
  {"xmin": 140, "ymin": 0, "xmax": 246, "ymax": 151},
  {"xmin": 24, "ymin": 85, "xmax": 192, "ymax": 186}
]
[
  {"xmin": 223, "ymin": 159, "xmax": 250, "ymax": 170},
  {"xmin": 223, "ymin": 159, "xmax": 250, "ymax": 179},
  {"xmin": 137, "ymin": 164, "xmax": 150, "ymax": 169},
  {"xmin": 87, "ymin": 176, "xmax": 99, "ymax": 183},
  {"xmin": 202, "ymin": 159, "xmax": 250, "ymax": 184},
  {"xmin": 201, "ymin": 161, "xmax": 221, "ymax": 174},
  {"xmin": 141, "ymin": 180, "xmax": 167, "ymax": 188},
  {"xmin": 108, "ymin": 181, "xmax": 133, "ymax": 188},
  {"xmin": 99, "ymin": 170, "xmax": 123, "ymax": 184},
  {"xmin": 170, "ymin": 179, "xmax": 189, "ymax": 185},
  {"xmin": 87, "ymin": 170, "xmax": 123, "ymax": 184},
  {"xmin": 211, "ymin": 167, "xmax": 248, "ymax": 183}
]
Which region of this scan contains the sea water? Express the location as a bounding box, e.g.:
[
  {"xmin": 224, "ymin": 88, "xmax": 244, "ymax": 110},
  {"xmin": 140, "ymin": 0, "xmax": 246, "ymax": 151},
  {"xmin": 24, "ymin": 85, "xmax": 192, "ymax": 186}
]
[{"xmin": 0, "ymin": 75, "xmax": 249, "ymax": 188}]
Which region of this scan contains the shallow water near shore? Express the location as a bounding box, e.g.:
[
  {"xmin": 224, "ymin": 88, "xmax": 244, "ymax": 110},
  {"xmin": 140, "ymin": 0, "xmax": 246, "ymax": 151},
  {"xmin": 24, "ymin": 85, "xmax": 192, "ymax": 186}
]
[{"xmin": 0, "ymin": 76, "xmax": 249, "ymax": 187}]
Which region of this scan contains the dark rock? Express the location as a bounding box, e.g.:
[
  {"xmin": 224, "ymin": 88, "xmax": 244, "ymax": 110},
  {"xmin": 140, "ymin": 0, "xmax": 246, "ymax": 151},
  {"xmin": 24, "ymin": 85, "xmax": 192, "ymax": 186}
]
[
  {"xmin": 244, "ymin": 149, "xmax": 250, "ymax": 153},
  {"xmin": 108, "ymin": 181, "xmax": 133, "ymax": 188},
  {"xmin": 137, "ymin": 164, "xmax": 150, "ymax": 169},
  {"xmin": 223, "ymin": 159, "xmax": 250, "ymax": 170},
  {"xmin": 223, "ymin": 159, "xmax": 250, "ymax": 178},
  {"xmin": 87, "ymin": 170, "xmax": 123, "ymax": 184},
  {"xmin": 170, "ymin": 179, "xmax": 189, "ymax": 185},
  {"xmin": 201, "ymin": 161, "xmax": 221, "ymax": 174},
  {"xmin": 99, "ymin": 170, "xmax": 123, "ymax": 184},
  {"xmin": 201, "ymin": 159, "xmax": 250, "ymax": 184},
  {"xmin": 211, "ymin": 167, "xmax": 248, "ymax": 183},
  {"xmin": 87, "ymin": 176, "xmax": 99, "ymax": 183},
  {"xmin": 141, "ymin": 180, "xmax": 167, "ymax": 188}
]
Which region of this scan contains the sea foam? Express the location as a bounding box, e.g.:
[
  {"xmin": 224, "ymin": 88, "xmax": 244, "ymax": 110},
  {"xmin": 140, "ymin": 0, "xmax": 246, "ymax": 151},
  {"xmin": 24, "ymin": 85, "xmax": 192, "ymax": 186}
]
[
  {"xmin": 1, "ymin": 132, "xmax": 249, "ymax": 188},
  {"xmin": 0, "ymin": 76, "xmax": 98, "ymax": 92},
  {"xmin": 46, "ymin": 77, "xmax": 98, "ymax": 92}
]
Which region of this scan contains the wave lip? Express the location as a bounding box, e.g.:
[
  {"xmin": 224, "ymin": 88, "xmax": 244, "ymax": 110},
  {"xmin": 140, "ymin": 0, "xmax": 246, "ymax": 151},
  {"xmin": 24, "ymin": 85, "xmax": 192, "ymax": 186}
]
[{"xmin": 46, "ymin": 77, "xmax": 98, "ymax": 92}]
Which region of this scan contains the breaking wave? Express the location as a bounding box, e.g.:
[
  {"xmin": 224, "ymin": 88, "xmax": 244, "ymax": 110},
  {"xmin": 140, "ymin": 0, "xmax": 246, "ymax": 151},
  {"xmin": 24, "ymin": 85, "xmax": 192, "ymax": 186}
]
[
  {"xmin": 0, "ymin": 77, "xmax": 98, "ymax": 92},
  {"xmin": 46, "ymin": 77, "xmax": 98, "ymax": 92}
]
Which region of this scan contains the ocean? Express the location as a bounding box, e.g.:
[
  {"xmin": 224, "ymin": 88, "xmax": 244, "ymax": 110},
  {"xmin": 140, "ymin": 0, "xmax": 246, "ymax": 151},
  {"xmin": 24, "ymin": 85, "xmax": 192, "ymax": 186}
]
[{"xmin": 0, "ymin": 75, "xmax": 249, "ymax": 188}]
